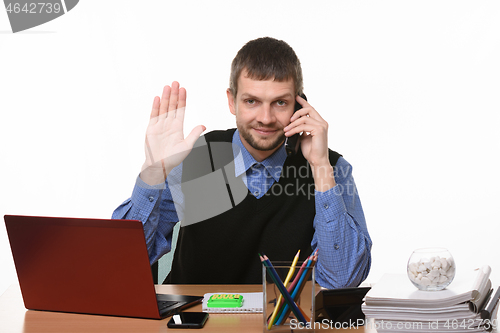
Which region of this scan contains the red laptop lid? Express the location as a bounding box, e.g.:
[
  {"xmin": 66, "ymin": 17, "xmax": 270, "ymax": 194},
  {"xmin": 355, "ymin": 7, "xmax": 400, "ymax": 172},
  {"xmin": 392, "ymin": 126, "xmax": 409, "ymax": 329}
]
[{"xmin": 4, "ymin": 215, "xmax": 162, "ymax": 319}]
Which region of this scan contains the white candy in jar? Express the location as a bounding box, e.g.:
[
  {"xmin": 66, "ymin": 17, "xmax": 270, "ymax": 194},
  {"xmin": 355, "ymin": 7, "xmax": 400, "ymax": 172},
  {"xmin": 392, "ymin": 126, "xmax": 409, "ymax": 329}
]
[{"xmin": 408, "ymin": 256, "xmax": 455, "ymax": 287}]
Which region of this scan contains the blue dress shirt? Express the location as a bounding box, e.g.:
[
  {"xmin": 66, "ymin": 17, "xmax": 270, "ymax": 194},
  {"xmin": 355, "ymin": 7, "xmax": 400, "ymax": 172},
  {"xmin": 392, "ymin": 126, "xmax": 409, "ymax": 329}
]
[{"xmin": 112, "ymin": 130, "xmax": 372, "ymax": 288}]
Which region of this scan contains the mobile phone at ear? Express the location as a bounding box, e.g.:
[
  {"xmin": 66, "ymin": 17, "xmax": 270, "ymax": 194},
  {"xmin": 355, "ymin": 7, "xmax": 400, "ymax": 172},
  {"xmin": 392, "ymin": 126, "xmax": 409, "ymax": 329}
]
[
  {"xmin": 167, "ymin": 312, "xmax": 209, "ymax": 329},
  {"xmin": 284, "ymin": 93, "xmax": 307, "ymax": 156}
]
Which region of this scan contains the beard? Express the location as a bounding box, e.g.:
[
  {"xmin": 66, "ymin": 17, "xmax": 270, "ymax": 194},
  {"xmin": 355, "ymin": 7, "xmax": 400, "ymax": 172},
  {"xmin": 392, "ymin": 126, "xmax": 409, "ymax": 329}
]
[{"xmin": 237, "ymin": 121, "xmax": 286, "ymax": 152}]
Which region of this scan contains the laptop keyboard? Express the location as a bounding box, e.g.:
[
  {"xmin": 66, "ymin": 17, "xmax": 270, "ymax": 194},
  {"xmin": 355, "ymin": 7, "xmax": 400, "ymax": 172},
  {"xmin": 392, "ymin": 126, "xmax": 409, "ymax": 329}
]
[
  {"xmin": 158, "ymin": 300, "xmax": 180, "ymax": 312},
  {"xmin": 156, "ymin": 294, "xmax": 192, "ymax": 316}
]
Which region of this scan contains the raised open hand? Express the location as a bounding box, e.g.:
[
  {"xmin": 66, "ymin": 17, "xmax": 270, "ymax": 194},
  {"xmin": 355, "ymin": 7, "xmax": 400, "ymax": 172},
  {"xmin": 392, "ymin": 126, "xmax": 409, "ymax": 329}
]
[{"xmin": 140, "ymin": 82, "xmax": 206, "ymax": 185}]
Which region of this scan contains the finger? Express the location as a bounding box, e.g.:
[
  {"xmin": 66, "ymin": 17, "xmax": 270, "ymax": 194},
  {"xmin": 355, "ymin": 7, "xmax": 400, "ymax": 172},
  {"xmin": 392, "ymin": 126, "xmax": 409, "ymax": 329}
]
[
  {"xmin": 293, "ymin": 96, "xmax": 324, "ymax": 121},
  {"xmin": 290, "ymin": 108, "xmax": 311, "ymax": 122},
  {"xmin": 295, "ymin": 94, "xmax": 310, "ymax": 109},
  {"xmin": 286, "ymin": 115, "xmax": 321, "ymax": 131},
  {"xmin": 159, "ymin": 85, "xmax": 171, "ymax": 116},
  {"xmin": 284, "ymin": 123, "xmax": 307, "ymax": 137},
  {"xmin": 184, "ymin": 125, "xmax": 206, "ymax": 148},
  {"xmin": 285, "ymin": 119, "xmax": 324, "ymax": 137},
  {"xmin": 178, "ymin": 87, "xmax": 186, "ymax": 109},
  {"xmin": 290, "ymin": 107, "xmax": 325, "ymax": 123},
  {"xmin": 176, "ymin": 88, "xmax": 187, "ymax": 124},
  {"xmin": 167, "ymin": 81, "xmax": 180, "ymax": 118},
  {"xmin": 150, "ymin": 96, "xmax": 160, "ymax": 122}
]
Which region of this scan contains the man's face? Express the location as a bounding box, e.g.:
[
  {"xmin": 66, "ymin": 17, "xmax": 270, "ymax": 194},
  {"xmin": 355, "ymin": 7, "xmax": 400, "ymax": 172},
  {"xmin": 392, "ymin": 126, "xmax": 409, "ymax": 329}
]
[{"xmin": 227, "ymin": 71, "xmax": 295, "ymax": 161}]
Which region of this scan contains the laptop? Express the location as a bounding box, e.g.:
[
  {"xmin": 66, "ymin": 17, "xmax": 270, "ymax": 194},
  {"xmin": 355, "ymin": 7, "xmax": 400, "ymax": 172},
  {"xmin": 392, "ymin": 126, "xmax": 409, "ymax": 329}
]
[{"xmin": 4, "ymin": 215, "xmax": 203, "ymax": 319}]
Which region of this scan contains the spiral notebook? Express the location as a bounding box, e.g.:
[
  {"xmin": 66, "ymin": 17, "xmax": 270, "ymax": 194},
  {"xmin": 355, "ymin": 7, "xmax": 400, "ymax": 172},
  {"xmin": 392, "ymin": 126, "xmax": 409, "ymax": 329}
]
[{"xmin": 202, "ymin": 292, "xmax": 263, "ymax": 313}]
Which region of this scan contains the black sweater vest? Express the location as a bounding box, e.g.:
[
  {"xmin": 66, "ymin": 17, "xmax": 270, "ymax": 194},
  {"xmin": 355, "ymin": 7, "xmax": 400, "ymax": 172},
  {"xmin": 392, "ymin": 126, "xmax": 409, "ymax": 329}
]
[{"xmin": 165, "ymin": 129, "xmax": 341, "ymax": 284}]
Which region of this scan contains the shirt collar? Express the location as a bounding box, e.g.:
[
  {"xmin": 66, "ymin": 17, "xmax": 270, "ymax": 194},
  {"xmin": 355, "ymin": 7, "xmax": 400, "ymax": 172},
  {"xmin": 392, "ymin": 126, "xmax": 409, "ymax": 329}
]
[{"xmin": 232, "ymin": 129, "xmax": 287, "ymax": 182}]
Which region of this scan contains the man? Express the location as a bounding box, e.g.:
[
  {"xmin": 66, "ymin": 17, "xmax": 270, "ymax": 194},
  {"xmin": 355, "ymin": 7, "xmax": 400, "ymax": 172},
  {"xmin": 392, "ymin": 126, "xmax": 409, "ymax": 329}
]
[{"xmin": 113, "ymin": 37, "xmax": 371, "ymax": 288}]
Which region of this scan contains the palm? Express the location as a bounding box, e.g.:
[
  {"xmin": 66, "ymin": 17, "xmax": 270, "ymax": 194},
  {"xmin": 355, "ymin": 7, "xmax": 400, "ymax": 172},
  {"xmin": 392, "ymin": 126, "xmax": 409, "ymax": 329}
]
[
  {"xmin": 299, "ymin": 133, "xmax": 312, "ymax": 160},
  {"xmin": 145, "ymin": 110, "xmax": 186, "ymax": 169},
  {"xmin": 299, "ymin": 130, "xmax": 327, "ymax": 165},
  {"xmin": 142, "ymin": 82, "xmax": 205, "ymax": 180}
]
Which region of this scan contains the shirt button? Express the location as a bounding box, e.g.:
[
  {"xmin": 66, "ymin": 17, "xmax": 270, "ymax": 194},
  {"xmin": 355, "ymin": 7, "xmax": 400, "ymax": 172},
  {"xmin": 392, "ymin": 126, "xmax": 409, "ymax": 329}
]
[
  {"xmin": 323, "ymin": 204, "xmax": 329, "ymax": 209},
  {"xmin": 254, "ymin": 191, "xmax": 259, "ymax": 196},
  {"xmin": 148, "ymin": 196, "xmax": 154, "ymax": 202},
  {"xmin": 334, "ymin": 244, "xmax": 340, "ymax": 250}
]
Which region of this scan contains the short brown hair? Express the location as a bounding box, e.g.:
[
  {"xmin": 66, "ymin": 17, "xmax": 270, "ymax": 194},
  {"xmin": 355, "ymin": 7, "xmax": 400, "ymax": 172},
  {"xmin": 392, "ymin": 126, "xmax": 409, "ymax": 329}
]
[{"xmin": 229, "ymin": 37, "xmax": 303, "ymax": 97}]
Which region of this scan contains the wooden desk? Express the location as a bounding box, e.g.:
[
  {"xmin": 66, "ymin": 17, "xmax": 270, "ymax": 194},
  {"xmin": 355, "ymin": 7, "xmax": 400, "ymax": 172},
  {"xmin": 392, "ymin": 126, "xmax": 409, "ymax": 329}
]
[{"xmin": 0, "ymin": 284, "xmax": 373, "ymax": 333}]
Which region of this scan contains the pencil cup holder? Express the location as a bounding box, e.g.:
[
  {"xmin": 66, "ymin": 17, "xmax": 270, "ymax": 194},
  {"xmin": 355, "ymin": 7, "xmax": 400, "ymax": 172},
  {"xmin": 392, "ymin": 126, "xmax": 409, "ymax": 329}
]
[
  {"xmin": 262, "ymin": 261, "xmax": 315, "ymax": 332},
  {"xmin": 407, "ymin": 247, "xmax": 455, "ymax": 291}
]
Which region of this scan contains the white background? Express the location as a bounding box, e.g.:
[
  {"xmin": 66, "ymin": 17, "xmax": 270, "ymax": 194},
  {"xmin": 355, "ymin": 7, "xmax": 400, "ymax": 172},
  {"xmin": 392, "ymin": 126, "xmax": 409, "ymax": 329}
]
[{"xmin": 1, "ymin": 1, "xmax": 499, "ymax": 296}]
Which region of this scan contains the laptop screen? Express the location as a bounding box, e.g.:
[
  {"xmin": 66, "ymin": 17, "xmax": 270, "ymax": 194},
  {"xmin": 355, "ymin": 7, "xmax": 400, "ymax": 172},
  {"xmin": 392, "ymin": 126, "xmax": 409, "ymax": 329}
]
[{"xmin": 4, "ymin": 215, "xmax": 200, "ymax": 319}]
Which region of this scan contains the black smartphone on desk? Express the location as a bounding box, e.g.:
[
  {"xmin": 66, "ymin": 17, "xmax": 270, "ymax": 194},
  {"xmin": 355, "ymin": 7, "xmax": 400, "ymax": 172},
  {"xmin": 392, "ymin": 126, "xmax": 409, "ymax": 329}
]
[
  {"xmin": 285, "ymin": 93, "xmax": 307, "ymax": 156},
  {"xmin": 167, "ymin": 312, "xmax": 209, "ymax": 329}
]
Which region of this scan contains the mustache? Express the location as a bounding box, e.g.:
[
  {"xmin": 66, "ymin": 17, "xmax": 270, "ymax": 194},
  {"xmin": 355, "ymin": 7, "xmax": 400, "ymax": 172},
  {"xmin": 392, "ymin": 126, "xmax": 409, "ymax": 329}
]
[{"xmin": 252, "ymin": 123, "xmax": 284, "ymax": 131}]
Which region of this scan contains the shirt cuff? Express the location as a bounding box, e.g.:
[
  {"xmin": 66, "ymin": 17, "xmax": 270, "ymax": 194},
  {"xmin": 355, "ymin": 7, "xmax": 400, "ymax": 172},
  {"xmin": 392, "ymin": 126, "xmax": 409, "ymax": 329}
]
[
  {"xmin": 135, "ymin": 175, "xmax": 166, "ymax": 190},
  {"xmin": 315, "ymin": 185, "xmax": 348, "ymax": 222},
  {"xmin": 131, "ymin": 175, "xmax": 165, "ymax": 207}
]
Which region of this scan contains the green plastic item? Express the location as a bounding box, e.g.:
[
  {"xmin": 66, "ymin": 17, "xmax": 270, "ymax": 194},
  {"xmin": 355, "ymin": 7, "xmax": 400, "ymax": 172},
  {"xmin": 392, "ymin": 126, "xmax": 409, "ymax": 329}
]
[{"xmin": 207, "ymin": 294, "xmax": 244, "ymax": 308}]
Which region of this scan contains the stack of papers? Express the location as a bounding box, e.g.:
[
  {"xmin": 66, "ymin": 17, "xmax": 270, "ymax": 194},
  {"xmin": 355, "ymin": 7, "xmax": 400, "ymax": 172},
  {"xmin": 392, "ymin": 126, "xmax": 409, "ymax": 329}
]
[{"xmin": 362, "ymin": 266, "xmax": 499, "ymax": 333}]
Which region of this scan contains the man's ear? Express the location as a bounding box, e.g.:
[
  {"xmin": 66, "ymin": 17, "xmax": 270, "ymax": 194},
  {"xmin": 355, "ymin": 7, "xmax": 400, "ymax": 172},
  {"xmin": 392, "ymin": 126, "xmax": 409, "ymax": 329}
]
[{"xmin": 227, "ymin": 88, "xmax": 236, "ymax": 116}]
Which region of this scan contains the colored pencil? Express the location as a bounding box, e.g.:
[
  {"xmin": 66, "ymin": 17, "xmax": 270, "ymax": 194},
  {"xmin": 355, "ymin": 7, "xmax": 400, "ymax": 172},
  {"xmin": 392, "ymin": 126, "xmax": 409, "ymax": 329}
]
[
  {"xmin": 260, "ymin": 254, "xmax": 307, "ymax": 324},
  {"xmin": 275, "ymin": 251, "xmax": 317, "ymax": 325},
  {"xmin": 271, "ymin": 254, "xmax": 310, "ymax": 326},
  {"xmin": 267, "ymin": 250, "xmax": 300, "ymax": 329},
  {"xmin": 275, "ymin": 255, "xmax": 314, "ymax": 325}
]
